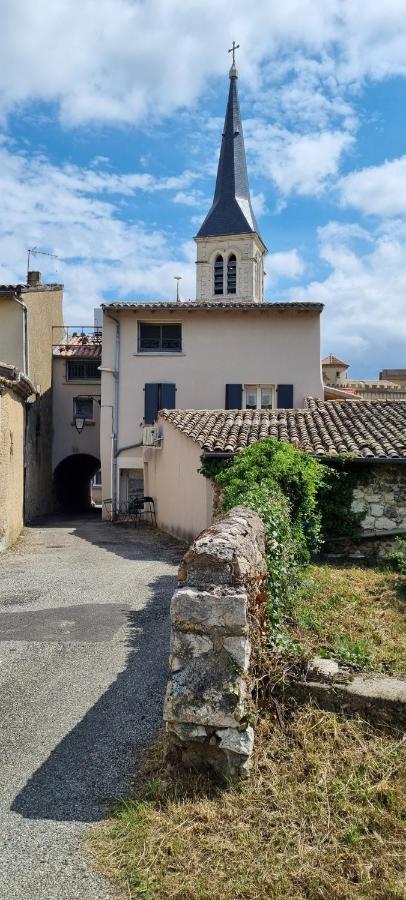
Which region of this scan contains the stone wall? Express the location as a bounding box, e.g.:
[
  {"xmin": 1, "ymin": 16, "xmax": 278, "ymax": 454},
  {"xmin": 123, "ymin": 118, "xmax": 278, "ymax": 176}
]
[
  {"xmin": 164, "ymin": 506, "xmax": 267, "ymax": 778},
  {"xmin": 351, "ymin": 464, "xmax": 406, "ymax": 536}
]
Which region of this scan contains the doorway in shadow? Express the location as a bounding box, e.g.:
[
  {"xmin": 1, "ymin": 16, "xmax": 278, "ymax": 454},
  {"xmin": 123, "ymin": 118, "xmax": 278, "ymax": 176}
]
[{"xmin": 54, "ymin": 453, "xmax": 100, "ymax": 512}]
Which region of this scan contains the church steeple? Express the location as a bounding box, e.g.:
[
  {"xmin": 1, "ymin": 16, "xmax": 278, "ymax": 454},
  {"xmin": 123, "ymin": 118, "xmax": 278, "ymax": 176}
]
[{"xmin": 195, "ymin": 47, "xmax": 267, "ymax": 304}]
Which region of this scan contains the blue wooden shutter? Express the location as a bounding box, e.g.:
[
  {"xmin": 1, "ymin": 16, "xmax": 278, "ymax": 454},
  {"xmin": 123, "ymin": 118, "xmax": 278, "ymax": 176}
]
[
  {"xmin": 225, "ymin": 384, "xmax": 243, "ymax": 409},
  {"xmin": 277, "ymin": 384, "xmax": 294, "ymax": 408},
  {"xmin": 144, "ymin": 383, "xmax": 160, "ymax": 424},
  {"xmin": 159, "ymin": 382, "xmax": 176, "ymax": 411}
]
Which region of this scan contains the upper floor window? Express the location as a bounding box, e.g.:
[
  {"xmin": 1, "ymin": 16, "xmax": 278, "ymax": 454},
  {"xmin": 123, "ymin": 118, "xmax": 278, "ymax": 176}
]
[
  {"xmin": 74, "ymin": 396, "xmax": 94, "ymax": 420},
  {"xmin": 227, "ymin": 254, "xmax": 237, "ymax": 294},
  {"xmin": 138, "ymin": 322, "xmax": 182, "ymax": 353},
  {"xmin": 244, "ymin": 384, "xmax": 274, "ymax": 410},
  {"xmin": 214, "ymin": 254, "xmax": 224, "ymax": 295},
  {"xmin": 67, "ymin": 360, "xmax": 101, "ymax": 381}
]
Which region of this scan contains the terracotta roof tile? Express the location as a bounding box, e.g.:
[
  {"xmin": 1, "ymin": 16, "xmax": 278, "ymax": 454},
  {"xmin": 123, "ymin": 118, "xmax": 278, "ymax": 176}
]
[
  {"xmin": 102, "ymin": 300, "xmax": 323, "ymax": 313},
  {"xmin": 160, "ymin": 399, "xmax": 406, "ymax": 460},
  {"xmin": 53, "ymin": 335, "xmax": 102, "ymax": 359}
]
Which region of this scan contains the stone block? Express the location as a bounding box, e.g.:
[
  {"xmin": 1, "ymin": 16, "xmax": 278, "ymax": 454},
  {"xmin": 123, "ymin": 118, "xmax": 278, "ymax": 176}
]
[
  {"xmin": 361, "ymin": 515, "xmax": 375, "ymax": 530},
  {"xmin": 170, "ymin": 631, "xmax": 213, "ymax": 671},
  {"xmin": 216, "ymin": 725, "xmax": 254, "ymax": 758},
  {"xmin": 180, "ymin": 506, "xmax": 267, "ymax": 587},
  {"xmin": 371, "ymin": 504, "xmax": 384, "ymax": 517},
  {"xmin": 223, "ymin": 635, "xmax": 250, "ymax": 671},
  {"xmin": 171, "ymin": 587, "xmax": 248, "ymax": 634},
  {"xmin": 164, "ymin": 651, "xmax": 247, "ymax": 728},
  {"xmin": 351, "ymin": 499, "xmax": 366, "ymax": 513},
  {"xmin": 376, "ymin": 516, "xmax": 397, "ymax": 530},
  {"xmin": 308, "ymin": 656, "xmax": 340, "ymax": 681}
]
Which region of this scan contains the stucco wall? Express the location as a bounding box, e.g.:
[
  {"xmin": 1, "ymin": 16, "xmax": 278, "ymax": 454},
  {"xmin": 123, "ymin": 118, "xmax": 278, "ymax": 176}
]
[
  {"xmin": 352, "ymin": 464, "xmax": 406, "ymax": 535},
  {"xmin": 144, "ymin": 419, "xmax": 213, "ymax": 541},
  {"xmin": 0, "ymin": 385, "xmax": 25, "ymax": 550},
  {"xmin": 52, "ymin": 357, "xmax": 101, "ymax": 471},
  {"xmin": 101, "ymin": 307, "xmax": 323, "ymax": 507},
  {"xmin": 24, "ymin": 287, "xmax": 64, "ymax": 520},
  {"xmin": 0, "ymin": 298, "xmax": 24, "ymax": 372}
]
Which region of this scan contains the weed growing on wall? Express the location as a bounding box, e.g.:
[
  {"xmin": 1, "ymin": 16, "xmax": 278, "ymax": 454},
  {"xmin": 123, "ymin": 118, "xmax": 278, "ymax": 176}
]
[{"xmin": 201, "ymin": 439, "xmax": 329, "ymax": 642}]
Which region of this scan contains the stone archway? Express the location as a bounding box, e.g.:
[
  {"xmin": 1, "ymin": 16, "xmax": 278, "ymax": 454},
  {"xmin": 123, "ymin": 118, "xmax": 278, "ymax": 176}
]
[{"xmin": 53, "ymin": 454, "xmax": 101, "ymax": 513}]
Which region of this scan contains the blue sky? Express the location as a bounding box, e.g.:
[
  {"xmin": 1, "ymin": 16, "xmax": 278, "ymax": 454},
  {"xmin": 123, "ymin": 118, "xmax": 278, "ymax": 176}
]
[{"xmin": 1, "ymin": 1, "xmax": 406, "ymax": 377}]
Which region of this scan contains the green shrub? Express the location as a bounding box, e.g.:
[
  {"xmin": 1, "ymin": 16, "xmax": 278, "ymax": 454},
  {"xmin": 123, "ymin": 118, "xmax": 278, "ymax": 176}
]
[
  {"xmin": 209, "ymin": 438, "xmax": 328, "ymax": 563},
  {"xmin": 380, "ymin": 539, "xmax": 406, "ymax": 575}
]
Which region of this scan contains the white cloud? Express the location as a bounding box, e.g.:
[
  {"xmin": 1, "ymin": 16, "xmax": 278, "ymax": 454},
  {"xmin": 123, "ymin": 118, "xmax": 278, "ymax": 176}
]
[
  {"xmin": 290, "ymin": 220, "xmax": 406, "ymax": 369},
  {"xmin": 339, "ymin": 156, "xmax": 406, "ymax": 216},
  {"xmin": 1, "ymin": 0, "xmax": 406, "ymax": 127},
  {"xmin": 266, "ymin": 249, "xmax": 304, "ymax": 284},
  {"xmin": 245, "ymin": 121, "xmax": 354, "ymax": 196},
  {"xmin": 251, "ymin": 191, "xmax": 268, "ymax": 218},
  {"xmin": 0, "ymin": 141, "xmax": 196, "ymax": 319}
]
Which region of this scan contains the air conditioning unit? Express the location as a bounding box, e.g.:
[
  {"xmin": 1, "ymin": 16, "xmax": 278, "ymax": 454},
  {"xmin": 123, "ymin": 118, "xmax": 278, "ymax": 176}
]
[{"xmin": 143, "ymin": 426, "xmax": 161, "ymax": 446}]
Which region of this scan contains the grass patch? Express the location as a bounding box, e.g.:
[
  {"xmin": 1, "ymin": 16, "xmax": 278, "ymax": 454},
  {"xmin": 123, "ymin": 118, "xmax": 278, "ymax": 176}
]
[
  {"xmin": 88, "ymin": 708, "xmax": 406, "ymax": 899},
  {"xmin": 286, "ymin": 563, "xmax": 406, "ymax": 674}
]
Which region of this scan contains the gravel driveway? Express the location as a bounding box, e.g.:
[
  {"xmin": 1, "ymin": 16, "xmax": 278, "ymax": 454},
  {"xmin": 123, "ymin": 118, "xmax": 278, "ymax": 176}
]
[{"xmin": 0, "ymin": 513, "xmax": 183, "ymax": 900}]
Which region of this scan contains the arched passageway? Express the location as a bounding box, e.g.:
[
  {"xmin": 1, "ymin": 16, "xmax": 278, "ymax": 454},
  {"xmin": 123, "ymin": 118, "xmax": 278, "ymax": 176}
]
[{"xmin": 54, "ymin": 454, "xmax": 101, "ymax": 513}]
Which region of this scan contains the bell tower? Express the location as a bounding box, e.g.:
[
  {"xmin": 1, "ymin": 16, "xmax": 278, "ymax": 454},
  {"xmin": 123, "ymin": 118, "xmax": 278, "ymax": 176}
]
[{"xmin": 195, "ymin": 44, "xmax": 267, "ymax": 303}]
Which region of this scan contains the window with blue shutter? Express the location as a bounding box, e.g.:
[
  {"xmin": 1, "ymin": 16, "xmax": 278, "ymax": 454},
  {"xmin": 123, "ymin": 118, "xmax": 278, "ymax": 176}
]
[
  {"xmin": 159, "ymin": 383, "xmax": 176, "ymax": 410},
  {"xmin": 225, "ymin": 383, "xmax": 243, "ymax": 409},
  {"xmin": 144, "ymin": 383, "xmax": 160, "ymax": 424},
  {"xmin": 277, "ymin": 384, "xmax": 294, "ymax": 408},
  {"xmin": 144, "ymin": 383, "xmax": 176, "ymax": 423}
]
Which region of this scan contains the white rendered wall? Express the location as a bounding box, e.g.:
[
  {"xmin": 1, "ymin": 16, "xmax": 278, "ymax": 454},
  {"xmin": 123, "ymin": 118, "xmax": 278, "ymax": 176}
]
[
  {"xmin": 100, "ymin": 306, "xmax": 323, "ymax": 511},
  {"xmin": 144, "ymin": 419, "xmax": 213, "ymax": 541}
]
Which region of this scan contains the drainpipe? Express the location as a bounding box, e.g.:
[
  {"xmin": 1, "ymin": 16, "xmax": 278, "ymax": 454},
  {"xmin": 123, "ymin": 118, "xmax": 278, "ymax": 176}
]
[{"xmin": 103, "ymin": 310, "xmax": 121, "ymax": 517}]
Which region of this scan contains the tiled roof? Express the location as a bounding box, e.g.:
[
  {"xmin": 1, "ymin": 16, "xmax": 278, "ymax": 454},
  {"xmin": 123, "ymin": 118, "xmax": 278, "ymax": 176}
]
[
  {"xmin": 159, "ymin": 399, "xmax": 406, "ymax": 459},
  {"xmin": 322, "ymin": 354, "xmax": 349, "ymax": 367},
  {"xmin": 102, "ymin": 301, "xmax": 323, "ymax": 313},
  {"xmin": 53, "ymin": 335, "xmax": 102, "ymax": 359}
]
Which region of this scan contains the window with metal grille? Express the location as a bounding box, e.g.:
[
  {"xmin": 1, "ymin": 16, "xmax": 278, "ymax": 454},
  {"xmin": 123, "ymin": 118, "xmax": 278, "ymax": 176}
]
[
  {"xmin": 227, "ymin": 254, "xmax": 237, "ymax": 294},
  {"xmin": 67, "ymin": 360, "xmax": 101, "ymax": 380},
  {"xmin": 214, "ymin": 254, "xmax": 224, "ymax": 295},
  {"xmin": 138, "ymin": 323, "xmax": 182, "ymax": 352}
]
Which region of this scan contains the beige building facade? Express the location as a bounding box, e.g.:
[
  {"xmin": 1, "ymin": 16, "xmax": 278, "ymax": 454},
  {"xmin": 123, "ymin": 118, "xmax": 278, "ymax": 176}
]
[
  {"xmin": 52, "ymin": 332, "xmax": 101, "ymax": 511},
  {"xmin": 0, "ymin": 364, "xmax": 36, "ymax": 549},
  {"xmin": 0, "ymin": 274, "xmax": 64, "ymax": 520},
  {"xmin": 100, "ymin": 301, "xmax": 324, "ymax": 516}
]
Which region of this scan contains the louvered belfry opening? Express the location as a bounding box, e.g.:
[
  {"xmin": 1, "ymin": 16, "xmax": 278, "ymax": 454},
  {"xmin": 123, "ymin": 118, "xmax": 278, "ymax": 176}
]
[
  {"xmin": 227, "ymin": 254, "xmax": 237, "ymax": 294},
  {"xmin": 214, "ymin": 254, "xmax": 224, "ymax": 294}
]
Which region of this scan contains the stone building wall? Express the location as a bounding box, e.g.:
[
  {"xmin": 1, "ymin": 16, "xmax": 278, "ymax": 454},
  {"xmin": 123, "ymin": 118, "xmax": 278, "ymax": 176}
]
[
  {"xmin": 164, "ymin": 506, "xmax": 267, "ymax": 778},
  {"xmin": 351, "ymin": 464, "xmax": 406, "ymax": 535}
]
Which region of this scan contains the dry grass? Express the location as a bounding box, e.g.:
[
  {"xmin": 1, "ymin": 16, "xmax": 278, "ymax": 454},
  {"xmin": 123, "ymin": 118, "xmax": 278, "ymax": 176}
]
[
  {"xmin": 88, "ymin": 708, "xmax": 406, "ymax": 900},
  {"xmin": 287, "ymin": 563, "xmax": 406, "ymax": 674}
]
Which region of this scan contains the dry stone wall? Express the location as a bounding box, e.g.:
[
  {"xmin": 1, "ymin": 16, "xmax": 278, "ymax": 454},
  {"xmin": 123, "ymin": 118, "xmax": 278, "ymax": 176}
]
[
  {"xmin": 164, "ymin": 506, "xmax": 267, "ymax": 778},
  {"xmin": 351, "ymin": 464, "xmax": 406, "ymax": 536}
]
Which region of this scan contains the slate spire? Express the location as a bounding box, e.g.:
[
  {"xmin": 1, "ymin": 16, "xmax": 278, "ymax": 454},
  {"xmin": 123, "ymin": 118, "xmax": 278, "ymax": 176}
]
[{"xmin": 196, "ymin": 59, "xmax": 262, "ymax": 241}]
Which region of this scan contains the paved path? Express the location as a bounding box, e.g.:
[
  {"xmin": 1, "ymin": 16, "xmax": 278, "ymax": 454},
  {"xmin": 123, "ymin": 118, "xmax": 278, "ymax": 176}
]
[{"xmin": 0, "ymin": 514, "xmax": 183, "ymax": 900}]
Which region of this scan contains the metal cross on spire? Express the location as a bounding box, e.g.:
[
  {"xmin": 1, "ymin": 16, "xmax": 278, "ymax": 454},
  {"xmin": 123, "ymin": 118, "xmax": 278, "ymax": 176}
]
[{"xmin": 228, "ymin": 40, "xmax": 240, "ymax": 66}]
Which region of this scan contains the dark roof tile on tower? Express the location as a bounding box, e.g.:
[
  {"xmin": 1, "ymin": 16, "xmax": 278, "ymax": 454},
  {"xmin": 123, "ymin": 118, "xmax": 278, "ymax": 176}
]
[{"xmin": 195, "ymin": 65, "xmax": 264, "ymax": 244}]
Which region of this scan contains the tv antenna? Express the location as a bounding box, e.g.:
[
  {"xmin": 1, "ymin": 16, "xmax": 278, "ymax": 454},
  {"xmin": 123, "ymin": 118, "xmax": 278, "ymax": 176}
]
[{"xmin": 27, "ymin": 247, "xmax": 60, "ymax": 281}]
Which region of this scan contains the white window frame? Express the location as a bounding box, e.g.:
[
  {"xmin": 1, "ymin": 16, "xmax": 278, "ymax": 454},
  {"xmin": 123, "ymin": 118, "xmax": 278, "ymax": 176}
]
[
  {"xmin": 243, "ymin": 384, "xmax": 275, "ymax": 410},
  {"xmin": 92, "ymin": 469, "xmax": 102, "ymax": 487}
]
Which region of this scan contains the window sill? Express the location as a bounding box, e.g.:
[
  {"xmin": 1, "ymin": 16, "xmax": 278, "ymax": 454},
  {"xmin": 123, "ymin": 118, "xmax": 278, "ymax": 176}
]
[
  {"xmin": 133, "ymin": 352, "xmax": 186, "ymax": 357},
  {"xmin": 70, "ymin": 420, "xmax": 96, "ymax": 426}
]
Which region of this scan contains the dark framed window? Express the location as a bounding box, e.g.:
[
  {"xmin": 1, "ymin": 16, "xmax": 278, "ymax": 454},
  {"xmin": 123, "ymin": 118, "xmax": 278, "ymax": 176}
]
[
  {"xmin": 74, "ymin": 397, "xmax": 94, "ymax": 419},
  {"xmin": 227, "ymin": 254, "xmax": 237, "ymax": 294},
  {"xmin": 138, "ymin": 323, "xmax": 182, "ymax": 352},
  {"xmin": 66, "ymin": 360, "xmax": 101, "ymax": 380},
  {"xmin": 214, "ymin": 254, "xmax": 224, "ymax": 295}
]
